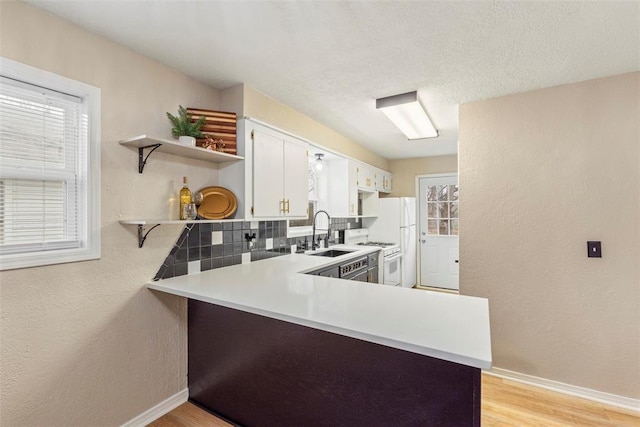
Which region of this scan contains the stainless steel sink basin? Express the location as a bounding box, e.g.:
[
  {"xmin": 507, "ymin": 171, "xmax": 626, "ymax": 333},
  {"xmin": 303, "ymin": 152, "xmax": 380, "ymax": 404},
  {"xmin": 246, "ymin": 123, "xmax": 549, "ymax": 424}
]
[{"xmin": 307, "ymin": 249, "xmax": 355, "ymax": 258}]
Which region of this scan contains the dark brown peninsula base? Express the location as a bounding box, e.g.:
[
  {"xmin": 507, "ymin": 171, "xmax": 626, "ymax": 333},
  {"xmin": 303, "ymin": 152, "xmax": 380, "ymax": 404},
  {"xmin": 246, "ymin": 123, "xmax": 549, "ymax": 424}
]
[{"xmin": 188, "ymin": 300, "xmax": 481, "ymax": 427}]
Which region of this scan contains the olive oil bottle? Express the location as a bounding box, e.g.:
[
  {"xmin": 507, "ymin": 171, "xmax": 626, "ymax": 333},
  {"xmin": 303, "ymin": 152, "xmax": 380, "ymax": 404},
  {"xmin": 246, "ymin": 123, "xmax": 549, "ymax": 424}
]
[{"xmin": 179, "ymin": 176, "xmax": 192, "ymax": 220}]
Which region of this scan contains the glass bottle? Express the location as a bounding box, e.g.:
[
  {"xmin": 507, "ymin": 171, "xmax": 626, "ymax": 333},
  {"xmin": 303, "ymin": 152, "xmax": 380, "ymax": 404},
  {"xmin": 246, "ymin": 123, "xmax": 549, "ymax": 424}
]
[{"xmin": 179, "ymin": 176, "xmax": 192, "ymax": 220}]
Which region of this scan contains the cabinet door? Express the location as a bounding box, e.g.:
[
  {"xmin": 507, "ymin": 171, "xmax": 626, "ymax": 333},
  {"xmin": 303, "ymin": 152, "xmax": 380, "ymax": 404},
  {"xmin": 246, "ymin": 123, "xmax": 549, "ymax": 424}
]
[
  {"xmin": 253, "ymin": 129, "xmax": 284, "ymax": 217},
  {"xmin": 356, "ymin": 163, "xmax": 374, "ymax": 191},
  {"xmin": 382, "ymin": 172, "xmax": 393, "ymax": 193},
  {"xmin": 348, "ymin": 161, "xmax": 359, "ymax": 215},
  {"xmin": 367, "ymin": 267, "xmax": 379, "ymax": 283},
  {"xmin": 283, "ymin": 137, "xmax": 309, "ymax": 217}
]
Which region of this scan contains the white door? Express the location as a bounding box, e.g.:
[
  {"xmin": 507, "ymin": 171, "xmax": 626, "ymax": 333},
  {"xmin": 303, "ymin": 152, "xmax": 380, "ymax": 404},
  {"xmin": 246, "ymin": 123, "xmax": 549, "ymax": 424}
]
[{"xmin": 418, "ymin": 174, "xmax": 459, "ymax": 290}]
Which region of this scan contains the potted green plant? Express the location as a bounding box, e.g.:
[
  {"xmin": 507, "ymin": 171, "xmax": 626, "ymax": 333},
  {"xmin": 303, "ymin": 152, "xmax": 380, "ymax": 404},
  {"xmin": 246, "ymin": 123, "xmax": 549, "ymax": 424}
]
[{"xmin": 166, "ymin": 105, "xmax": 206, "ymax": 146}]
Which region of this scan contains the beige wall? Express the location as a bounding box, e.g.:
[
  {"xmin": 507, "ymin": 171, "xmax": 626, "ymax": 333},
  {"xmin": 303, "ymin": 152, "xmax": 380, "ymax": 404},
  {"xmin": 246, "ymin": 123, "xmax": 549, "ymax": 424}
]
[
  {"xmin": 459, "ymin": 72, "xmax": 640, "ymax": 399},
  {"xmin": 239, "ymin": 84, "xmax": 389, "ymax": 170},
  {"xmin": 0, "ymin": 2, "xmax": 225, "ymax": 425},
  {"xmin": 385, "ymin": 155, "xmax": 458, "ymax": 197}
]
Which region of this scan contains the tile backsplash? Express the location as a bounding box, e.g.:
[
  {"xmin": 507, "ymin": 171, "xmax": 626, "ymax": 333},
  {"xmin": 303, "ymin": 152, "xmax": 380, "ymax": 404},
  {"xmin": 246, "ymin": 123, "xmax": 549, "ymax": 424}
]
[{"xmin": 154, "ymin": 217, "xmax": 361, "ymax": 280}]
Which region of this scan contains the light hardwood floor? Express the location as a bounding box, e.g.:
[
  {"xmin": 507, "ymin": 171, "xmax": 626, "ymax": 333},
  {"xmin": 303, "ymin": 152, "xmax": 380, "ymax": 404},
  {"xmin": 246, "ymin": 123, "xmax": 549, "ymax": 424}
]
[{"xmin": 148, "ymin": 373, "xmax": 640, "ymax": 426}]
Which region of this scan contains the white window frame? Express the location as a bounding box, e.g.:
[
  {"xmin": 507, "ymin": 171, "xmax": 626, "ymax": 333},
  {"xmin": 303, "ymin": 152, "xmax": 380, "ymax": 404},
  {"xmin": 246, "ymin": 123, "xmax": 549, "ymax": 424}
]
[{"xmin": 0, "ymin": 57, "xmax": 101, "ymax": 270}]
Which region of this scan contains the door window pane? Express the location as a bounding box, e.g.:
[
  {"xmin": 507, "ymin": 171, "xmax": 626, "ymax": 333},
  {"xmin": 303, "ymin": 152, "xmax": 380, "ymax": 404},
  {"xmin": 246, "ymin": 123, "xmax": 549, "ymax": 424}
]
[
  {"xmin": 450, "ymin": 202, "xmax": 458, "ymax": 219},
  {"xmin": 437, "ymin": 185, "xmax": 448, "ymax": 201},
  {"xmin": 428, "ymin": 220, "xmax": 438, "ymax": 234},
  {"xmin": 451, "ymin": 219, "xmax": 459, "ymax": 236},
  {"xmin": 449, "ymin": 185, "xmax": 458, "ymax": 201},
  {"xmin": 439, "ymin": 220, "xmax": 449, "ymax": 235},
  {"xmin": 427, "ymin": 185, "xmax": 437, "ymax": 201},
  {"xmin": 438, "ymin": 202, "xmax": 449, "ymax": 219}
]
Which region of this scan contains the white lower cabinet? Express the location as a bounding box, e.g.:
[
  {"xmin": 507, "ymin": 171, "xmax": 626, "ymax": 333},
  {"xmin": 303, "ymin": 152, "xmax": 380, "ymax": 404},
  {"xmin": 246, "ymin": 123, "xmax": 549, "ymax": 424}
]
[{"xmin": 251, "ymin": 124, "xmax": 308, "ymax": 218}]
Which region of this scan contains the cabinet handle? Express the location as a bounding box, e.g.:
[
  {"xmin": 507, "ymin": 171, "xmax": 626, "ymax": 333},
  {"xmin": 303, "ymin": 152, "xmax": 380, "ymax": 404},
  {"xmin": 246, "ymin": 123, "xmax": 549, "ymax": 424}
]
[
  {"xmin": 285, "ymin": 199, "xmax": 290, "ymax": 213},
  {"xmin": 280, "ymin": 199, "xmax": 284, "ymax": 213}
]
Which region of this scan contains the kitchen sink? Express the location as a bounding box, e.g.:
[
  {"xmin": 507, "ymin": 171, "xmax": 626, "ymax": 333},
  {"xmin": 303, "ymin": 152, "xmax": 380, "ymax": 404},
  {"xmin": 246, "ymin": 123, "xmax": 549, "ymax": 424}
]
[{"xmin": 307, "ymin": 249, "xmax": 355, "ymax": 258}]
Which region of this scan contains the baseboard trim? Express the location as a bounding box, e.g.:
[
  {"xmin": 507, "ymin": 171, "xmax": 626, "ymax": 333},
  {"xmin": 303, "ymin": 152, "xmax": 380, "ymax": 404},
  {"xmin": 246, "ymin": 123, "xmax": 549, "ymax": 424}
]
[
  {"xmin": 121, "ymin": 388, "xmax": 189, "ymax": 427},
  {"xmin": 487, "ymin": 368, "xmax": 640, "ymax": 413}
]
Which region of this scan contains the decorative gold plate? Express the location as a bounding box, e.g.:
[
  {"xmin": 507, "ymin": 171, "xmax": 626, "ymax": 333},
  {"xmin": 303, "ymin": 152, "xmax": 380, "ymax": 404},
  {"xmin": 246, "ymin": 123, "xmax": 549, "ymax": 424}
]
[{"xmin": 197, "ymin": 186, "xmax": 237, "ymax": 219}]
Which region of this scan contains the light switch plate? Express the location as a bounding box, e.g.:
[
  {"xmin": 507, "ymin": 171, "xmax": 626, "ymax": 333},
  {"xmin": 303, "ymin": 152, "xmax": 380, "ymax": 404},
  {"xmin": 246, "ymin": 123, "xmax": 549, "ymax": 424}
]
[{"xmin": 587, "ymin": 241, "xmax": 602, "ymax": 258}]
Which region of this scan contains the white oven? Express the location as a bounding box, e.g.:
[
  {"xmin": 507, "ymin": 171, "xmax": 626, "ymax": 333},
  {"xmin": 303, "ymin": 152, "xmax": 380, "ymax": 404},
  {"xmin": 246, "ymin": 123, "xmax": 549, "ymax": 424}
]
[
  {"xmin": 382, "ymin": 250, "xmax": 402, "ymax": 287},
  {"xmin": 344, "ymin": 229, "xmax": 402, "ymax": 287}
]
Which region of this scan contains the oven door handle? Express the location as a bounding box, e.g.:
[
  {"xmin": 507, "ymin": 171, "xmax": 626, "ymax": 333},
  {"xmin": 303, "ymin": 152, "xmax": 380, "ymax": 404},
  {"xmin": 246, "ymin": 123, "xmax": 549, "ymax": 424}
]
[{"xmin": 384, "ymin": 253, "xmax": 403, "ymax": 263}]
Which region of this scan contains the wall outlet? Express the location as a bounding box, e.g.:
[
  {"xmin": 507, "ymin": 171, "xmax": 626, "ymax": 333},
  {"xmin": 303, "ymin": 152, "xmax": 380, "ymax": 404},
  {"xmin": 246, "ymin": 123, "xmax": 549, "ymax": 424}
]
[{"xmin": 587, "ymin": 241, "xmax": 602, "ymax": 258}]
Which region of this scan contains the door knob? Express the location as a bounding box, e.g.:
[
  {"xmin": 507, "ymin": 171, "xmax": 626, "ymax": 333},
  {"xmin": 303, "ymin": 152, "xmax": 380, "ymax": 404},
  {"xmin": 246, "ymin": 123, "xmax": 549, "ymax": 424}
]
[{"xmin": 421, "ymin": 239, "xmax": 426, "ymax": 243}]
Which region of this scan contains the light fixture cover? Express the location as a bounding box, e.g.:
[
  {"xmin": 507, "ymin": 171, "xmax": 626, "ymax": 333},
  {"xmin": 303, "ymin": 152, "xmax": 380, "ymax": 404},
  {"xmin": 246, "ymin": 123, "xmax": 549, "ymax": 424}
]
[{"xmin": 376, "ymin": 91, "xmax": 438, "ymax": 140}]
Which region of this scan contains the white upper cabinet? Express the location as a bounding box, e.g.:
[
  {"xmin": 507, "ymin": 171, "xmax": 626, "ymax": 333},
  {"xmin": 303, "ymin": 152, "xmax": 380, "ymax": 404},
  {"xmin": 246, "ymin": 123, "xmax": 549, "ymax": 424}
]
[
  {"xmin": 282, "ymin": 137, "xmax": 309, "ymax": 217},
  {"xmin": 251, "ymin": 124, "xmax": 309, "ymax": 218},
  {"xmin": 328, "ymin": 158, "xmax": 358, "ymax": 216},
  {"xmin": 373, "ymin": 168, "xmax": 393, "ymax": 193},
  {"xmin": 354, "ymin": 162, "xmax": 375, "ymax": 191}
]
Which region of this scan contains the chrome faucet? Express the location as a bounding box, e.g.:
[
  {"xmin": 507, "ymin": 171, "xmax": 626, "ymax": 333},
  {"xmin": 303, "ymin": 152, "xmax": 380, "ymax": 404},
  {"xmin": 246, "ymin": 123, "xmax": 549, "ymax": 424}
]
[{"xmin": 311, "ymin": 210, "xmax": 331, "ymax": 250}]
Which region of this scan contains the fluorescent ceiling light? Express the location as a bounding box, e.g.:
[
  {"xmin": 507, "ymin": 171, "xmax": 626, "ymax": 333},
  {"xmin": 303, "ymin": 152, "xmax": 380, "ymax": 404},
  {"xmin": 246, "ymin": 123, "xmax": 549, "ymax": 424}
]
[{"xmin": 376, "ymin": 91, "xmax": 438, "ymax": 140}]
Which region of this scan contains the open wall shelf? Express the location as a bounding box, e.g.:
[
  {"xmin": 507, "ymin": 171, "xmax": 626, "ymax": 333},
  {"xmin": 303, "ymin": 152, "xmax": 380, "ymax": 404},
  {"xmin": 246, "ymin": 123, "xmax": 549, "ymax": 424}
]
[{"xmin": 120, "ymin": 135, "xmax": 244, "ymax": 173}]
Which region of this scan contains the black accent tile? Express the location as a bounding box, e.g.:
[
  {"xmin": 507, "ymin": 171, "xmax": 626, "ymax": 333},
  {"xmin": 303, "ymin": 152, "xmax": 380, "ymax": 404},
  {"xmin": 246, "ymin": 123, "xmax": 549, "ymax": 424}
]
[
  {"xmin": 201, "ymin": 258, "xmax": 212, "ymax": 271},
  {"xmin": 176, "ymin": 228, "xmax": 189, "ymax": 247},
  {"xmin": 233, "ymin": 242, "xmax": 243, "ymax": 254},
  {"xmin": 174, "ymin": 263, "xmax": 188, "ymax": 277},
  {"xmin": 162, "ymin": 265, "xmax": 174, "ymax": 279},
  {"xmin": 233, "ymin": 255, "xmax": 242, "ymax": 265},
  {"xmin": 233, "ymin": 221, "xmax": 243, "ymax": 230},
  {"xmin": 233, "ymin": 230, "xmax": 242, "ymax": 242},
  {"xmin": 259, "ymin": 222, "xmax": 266, "ymax": 231},
  {"xmin": 223, "ymin": 222, "xmax": 233, "ymax": 231},
  {"xmin": 212, "ymin": 245, "xmax": 223, "ymax": 257},
  {"xmin": 188, "ymin": 229, "xmax": 200, "ymax": 247},
  {"xmin": 243, "ymin": 242, "xmax": 251, "ymax": 253},
  {"xmin": 223, "ymin": 256, "xmax": 234, "ymax": 267},
  {"xmin": 212, "ymin": 257, "xmax": 223, "ymax": 269},
  {"xmin": 213, "ymin": 223, "xmax": 223, "ymax": 231},
  {"xmin": 258, "ymin": 229, "xmax": 266, "ymax": 239},
  {"xmin": 223, "ymin": 243, "xmax": 234, "ymax": 256},
  {"xmin": 223, "ymin": 230, "xmax": 233, "ymax": 242},
  {"xmin": 201, "ymin": 246, "xmax": 212, "ymax": 259},
  {"xmin": 200, "ymin": 229, "xmax": 212, "ymax": 246},
  {"xmin": 188, "ymin": 247, "xmax": 200, "ymax": 261},
  {"xmin": 199, "ymin": 222, "xmax": 211, "ymax": 234},
  {"xmin": 243, "ymin": 221, "xmax": 251, "ymax": 230},
  {"xmin": 163, "ymin": 254, "xmax": 175, "ymax": 266},
  {"xmin": 175, "ymin": 248, "xmax": 187, "ymax": 263}
]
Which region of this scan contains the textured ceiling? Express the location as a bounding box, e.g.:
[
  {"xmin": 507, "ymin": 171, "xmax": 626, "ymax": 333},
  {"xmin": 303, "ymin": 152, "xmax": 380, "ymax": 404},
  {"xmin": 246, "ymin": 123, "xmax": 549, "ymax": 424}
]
[{"xmin": 26, "ymin": 1, "xmax": 640, "ymax": 159}]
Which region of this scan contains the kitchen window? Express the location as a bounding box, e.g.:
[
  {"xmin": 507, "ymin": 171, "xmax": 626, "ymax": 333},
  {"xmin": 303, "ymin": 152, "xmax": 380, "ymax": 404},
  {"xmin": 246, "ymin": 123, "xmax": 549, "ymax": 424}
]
[{"xmin": 0, "ymin": 57, "xmax": 100, "ymax": 270}]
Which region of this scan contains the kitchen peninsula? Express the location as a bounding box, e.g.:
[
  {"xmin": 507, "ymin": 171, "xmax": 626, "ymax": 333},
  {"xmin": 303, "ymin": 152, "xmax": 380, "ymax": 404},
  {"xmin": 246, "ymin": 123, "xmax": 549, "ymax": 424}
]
[{"xmin": 148, "ymin": 247, "xmax": 491, "ymax": 426}]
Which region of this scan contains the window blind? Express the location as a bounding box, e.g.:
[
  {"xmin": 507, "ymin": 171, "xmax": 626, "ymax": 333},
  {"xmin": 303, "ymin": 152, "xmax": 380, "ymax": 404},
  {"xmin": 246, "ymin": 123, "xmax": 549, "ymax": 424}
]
[{"xmin": 0, "ymin": 76, "xmax": 87, "ymax": 255}]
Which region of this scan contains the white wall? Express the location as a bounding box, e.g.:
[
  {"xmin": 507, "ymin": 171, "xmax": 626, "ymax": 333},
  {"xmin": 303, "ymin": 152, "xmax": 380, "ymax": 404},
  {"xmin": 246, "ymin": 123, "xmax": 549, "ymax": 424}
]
[{"xmin": 459, "ymin": 72, "xmax": 640, "ymax": 399}]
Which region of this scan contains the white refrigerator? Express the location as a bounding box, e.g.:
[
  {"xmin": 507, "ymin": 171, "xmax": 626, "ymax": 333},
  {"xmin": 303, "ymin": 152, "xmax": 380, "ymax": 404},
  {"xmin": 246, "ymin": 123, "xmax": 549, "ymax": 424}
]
[{"xmin": 366, "ymin": 197, "xmax": 417, "ymax": 288}]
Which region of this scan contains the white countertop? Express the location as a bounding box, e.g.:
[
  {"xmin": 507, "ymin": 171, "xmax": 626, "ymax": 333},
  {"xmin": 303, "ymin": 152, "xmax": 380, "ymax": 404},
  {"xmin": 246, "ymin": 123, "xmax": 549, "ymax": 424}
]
[{"xmin": 147, "ymin": 246, "xmax": 492, "ymax": 369}]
